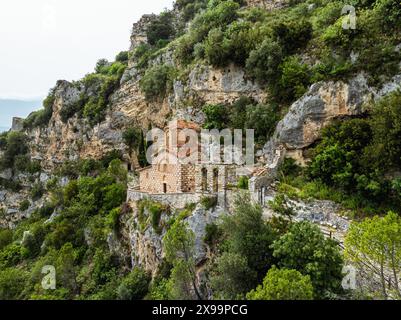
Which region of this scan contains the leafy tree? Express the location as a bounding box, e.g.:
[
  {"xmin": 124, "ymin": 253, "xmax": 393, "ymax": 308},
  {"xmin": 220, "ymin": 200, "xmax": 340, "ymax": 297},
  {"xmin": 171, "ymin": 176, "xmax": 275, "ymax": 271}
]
[
  {"xmin": 146, "ymin": 12, "xmax": 175, "ymax": 46},
  {"xmin": 117, "ymin": 268, "xmax": 150, "ymax": 300},
  {"xmin": 95, "ymin": 59, "xmax": 110, "ymax": 73},
  {"xmin": 246, "ymin": 267, "xmax": 314, "ymax": 300},
  {"xmin": 0, "ymin": 132, "xmax": 28, "ymax": 170},
  {"xmin": 204, "ymin": 21, "xmax": 256, "ymax": 67},
  {"xmin": 221, "ymin": 192, "xmax": 278, "ymax": 283},
  {"xmin": 272, "ymin": 221, "xmax": 344, "ymax": 298},
  {"xmin": 0, "ymin": 244, "xmax": 23, "ymax": 268},
  {"xmin": 115, "ymin": 51, "xmax": 129, "ymax": 63},
  {"xmin": 140, "ymin": 65, "xmax": 174, "ymax": 101},
  {"xmin": 272, "ymin": 19, "xmax": 312, "ymax": 54},
  {"xmin": 163, "ymin": 219, "xmax": 204, "ymax": 300},
  {"xmin": 246, "ymin": 39, "xmax": 283, "ymax": 86},
  {"xmin": 123, "ymin": 127, "xmax": 142, "ymax": 155},
  {"xmin": 345, "ymin": 211, "xmax": 401, "ymax": 299},
  {"xmin": 0, "ymin": 268, "xmax": 29, "ymax": 300},
  {"xmin": 210, "ymin": 252, "xmax": 257, "ymax": 299},
  {"xmin": 202, "ymin": 104, "xmax": 228, "ymax": 130},
  {"xmin": 277, "ymin": 56, "xmax": 311, "ymax": 102},
  {"xmin": 309, "ymin": 118, "xmax": 373, "ymax": 192},
  {"xmin": 0, "ymin": 229, "xmax": 13, "ymax": 251},
  {"xmin": 245, "ymin": 103, "xmax": 280, "ymax": 144}
]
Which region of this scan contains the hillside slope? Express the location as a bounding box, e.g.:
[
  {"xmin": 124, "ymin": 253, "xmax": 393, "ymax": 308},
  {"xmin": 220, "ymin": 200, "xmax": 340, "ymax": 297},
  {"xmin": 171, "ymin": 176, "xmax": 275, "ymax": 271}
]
[{"xmin": 0, "ymin": 0, "xmax": 401, "ymax": 300}]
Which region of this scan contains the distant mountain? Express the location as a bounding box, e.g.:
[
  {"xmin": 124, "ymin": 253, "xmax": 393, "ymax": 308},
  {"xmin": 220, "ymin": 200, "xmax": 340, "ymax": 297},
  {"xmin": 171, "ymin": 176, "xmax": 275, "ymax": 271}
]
[{"xmin": 0, "ymin": 98, "xmax": 42, "ymax": 131}]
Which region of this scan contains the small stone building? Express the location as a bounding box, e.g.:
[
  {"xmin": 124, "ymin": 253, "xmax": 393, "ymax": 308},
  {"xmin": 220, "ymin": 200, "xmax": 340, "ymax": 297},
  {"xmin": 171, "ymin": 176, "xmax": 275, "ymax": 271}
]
[{"xmin": 138, "ymin": 120, "xmax": 232, "ymax": 197}]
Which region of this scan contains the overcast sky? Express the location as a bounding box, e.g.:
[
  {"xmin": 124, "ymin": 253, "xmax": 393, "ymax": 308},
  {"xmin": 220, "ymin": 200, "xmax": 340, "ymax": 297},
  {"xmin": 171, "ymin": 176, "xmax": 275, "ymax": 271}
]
[{"xmin": 0, "ymin": 0, "xmax": 174, "ymax": 100}]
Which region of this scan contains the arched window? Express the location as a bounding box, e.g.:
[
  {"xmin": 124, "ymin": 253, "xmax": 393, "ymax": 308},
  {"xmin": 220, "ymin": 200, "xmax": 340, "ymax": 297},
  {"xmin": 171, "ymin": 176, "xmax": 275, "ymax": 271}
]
[
  {"xmin": 163, "ymin": 175, "xmax": 167, "ymax": 194},
  {"xmin": 201, "ymin": 168, "xmax": 208, "ymax": 192},
  {"xmin": 213, "ymin": 168, "xmax": 219, "ymax": 192}
]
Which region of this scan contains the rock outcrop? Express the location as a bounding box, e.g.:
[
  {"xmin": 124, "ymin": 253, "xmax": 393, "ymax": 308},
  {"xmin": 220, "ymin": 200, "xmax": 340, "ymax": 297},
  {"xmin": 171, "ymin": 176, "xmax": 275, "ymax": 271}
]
[
  {"xmin": 263, "ymin": 73, "xmax": 401, "ymax": 167},
  {"xmin": 129, "ymin": 204, "xmax": 224, "ymax": 274}
]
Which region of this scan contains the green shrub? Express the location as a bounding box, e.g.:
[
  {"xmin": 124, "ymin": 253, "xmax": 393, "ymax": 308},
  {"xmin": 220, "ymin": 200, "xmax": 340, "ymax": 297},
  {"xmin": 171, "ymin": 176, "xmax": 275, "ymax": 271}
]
[
  {"xmin": 139, "ymin": 65, "xmax": 175, "ymax": 101},
  {"xmin": 14, "ymin": 156, "xmax": 41, "ymax": 174},
  {"xmin": 123, "ymin": 127, "xmax": 143, "ymax": 153},
  {"xmin": 150, "ymin": 206, "xmax": 164, "ymax": 235},
  {"xmin": 37, "ymin": 203, "xmax": 55, "ymax": 218},
  {"xmin": 83, "ymin": 76, "xmax": 120, "ymax": 126},
  {"xmin": 137, "ymin": 200, "xmax": 167, "ymax": 234},
  {"xmin": 376, "ymin": 0, "xmax": 401, "ymax": 30},
  {"xmin": 237, "ymin": 176, "xmax": 249, "ymax": 190},
  {"xmin": 115, "ymin": 51, "xmax": 129, "ymax": 63},
  {"xmin": 321, "ymin": 18, "xmax": 358, "ymax": 50},
  {"xmin": 272, "ymin": 221, "xmax": 344, "ymax": 298},
  {"xmin": 246, "ymin": 39, "xmax": 283, "ymax": 86},
  {"xmin": 117, "ymin": 268, "xmax": 150, "ymax": 300},
  {"xmin": 23, "ymin": 88, "xmax": 55, "ymax": 129},
  {"xmin": 272, "ymin": 19, "xmax": 312, "ymax": 54},
  {"xmin": 100, "ymin": 150, "xmax": 123, "ymax": 169},
  {"xmin": 204, "ymin": 21, "xmax": 257, "ymax": 67},
  {"xmin": 0, "ymin": 244, "xmax": 23, "ymax": 268},
  {"xmin": 246, "ymin": 267, "xmax": 314, "ymax": 300},
  {"xmin": 200, "ymin": 196, "xmax": 218, "ymax": 210},
  {"xmin": 175, "ymin": 0, "xmax": 208, "ymax": 21},
  {"xmin": 202, "ymin": 104, "xmax": 228, "ymax": 130},
  {"xmin": 276, "ymin": 56, "xmax": 311, "ymax": 101},
  {"xmin": 146, "ymin": 11, "xmax": 175, "ymax": 46},
  {"xmin": 0, "ymin": 229, "xmax": 13, "ymax": 251},
  {"xmin": 245, "ymin": 103, "xmax": 280, "ymax": 144},
  {"xmin": 204, "ymin": 223, "xmax": 222, "ymax": 247},
  {"xmin": 106, "ymin": 208, "xmax": 121, "ymax": 231},
  {"xmin": 0, "ymin": 268, "xmax": 29, "ymax": 300},
  {"xmin": 175, "ymin": 0, "xmax": 241, "ymax": 65},
  {"xmin": 19, "ymin": 200, "xmax": 30, "ymax": 212},
  {"xmin": 0, "ymin": 132, "xmax": 28, "ymax": 170},
  {"xmin": 0, "ymin": 132, "xmax": 8, "ymax": 150},
  {"xmin": 278, "ymin": 158, "xmax": 301, "ymax": 178},
  {"xmin": 30, "ymin": 182, "xmax": 44, "ymax": 201}
]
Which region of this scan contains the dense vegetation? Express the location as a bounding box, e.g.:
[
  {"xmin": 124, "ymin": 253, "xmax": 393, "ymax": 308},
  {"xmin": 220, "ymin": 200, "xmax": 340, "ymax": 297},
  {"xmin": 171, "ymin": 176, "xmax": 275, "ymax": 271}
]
[
  {"xmin": 144, "ymin": 193, "xmax": 344, "ymax": 300},
  {"xmin": 2, "ymin": 0, "xmax": 401, "ymax": 301},
  {"xmin": 277, "ymin": 91, "xmax": 401, "ymax": 217},
  {"xmin": 0, "ymin": 131, "xmax": 41, "ymax": 191},
  {"xmin": 0, "ymin": 159, "xmax": 144, "ymax": 300},
  {"xmin": 23, "ymin": 51, "xmax": 129, "ymax": 129}
]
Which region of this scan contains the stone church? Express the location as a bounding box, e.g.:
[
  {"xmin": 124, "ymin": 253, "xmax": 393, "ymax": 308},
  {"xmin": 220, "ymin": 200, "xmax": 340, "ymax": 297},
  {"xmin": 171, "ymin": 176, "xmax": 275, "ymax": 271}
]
[{"xmin": 137, "ymin": 120, "xmax": 232, "ymax": 198}]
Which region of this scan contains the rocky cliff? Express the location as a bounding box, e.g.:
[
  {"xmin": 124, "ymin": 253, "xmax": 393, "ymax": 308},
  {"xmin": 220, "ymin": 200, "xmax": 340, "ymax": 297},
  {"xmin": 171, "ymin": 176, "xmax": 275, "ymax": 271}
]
[
  {"xmin": 2, "ymin": 0, "xmax": 400, "ymax": 246},
  {"xmin": 1, "ymin": 0, "xmax": 401, "ymax": 298}
]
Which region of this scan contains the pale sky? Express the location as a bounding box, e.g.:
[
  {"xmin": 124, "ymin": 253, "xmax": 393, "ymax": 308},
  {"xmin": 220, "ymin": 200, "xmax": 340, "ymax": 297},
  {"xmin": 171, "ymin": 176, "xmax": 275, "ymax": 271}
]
[{"xmin": 0, "ymin": 0, "xmax": 174, "ymax": 99}]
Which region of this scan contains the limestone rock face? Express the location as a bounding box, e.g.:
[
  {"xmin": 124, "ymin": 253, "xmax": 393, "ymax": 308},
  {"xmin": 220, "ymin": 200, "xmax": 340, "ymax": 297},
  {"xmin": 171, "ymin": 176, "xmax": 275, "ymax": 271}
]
[
  {"xmin": 263, "ymin": 73, "xmax": 401, "ymax": 167},
  {"xmin": 274, "ymin": 74, "xmax": 371, "ymax": 151},
  {"xmin": 11, "ymin": 117, "xmax": 24, "ymax": 132},
  {"xmin": 129, "ymin": 204, "xmax": 224, "ymax": 275},
  {"xmin": 246, "ymin": 0, "xmax": 288, "ymax": 10},
  {"xmin": 188, "ymin": 64, "xmax": 267, "ymax": 105}
]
